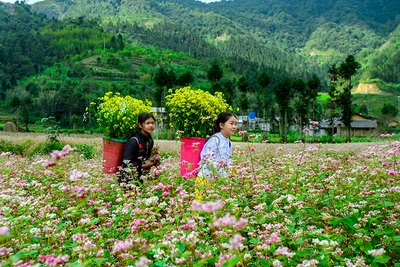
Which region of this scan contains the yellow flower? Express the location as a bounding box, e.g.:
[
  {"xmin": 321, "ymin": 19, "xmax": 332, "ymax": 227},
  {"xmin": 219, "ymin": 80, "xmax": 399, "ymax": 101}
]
[
  {"xmin": 165, "ymin": 86, "xmax": 232, "ymax": 138},
  {"xmin": 89, "ymin": 91, "xmax": 152, "ymax": 140}
]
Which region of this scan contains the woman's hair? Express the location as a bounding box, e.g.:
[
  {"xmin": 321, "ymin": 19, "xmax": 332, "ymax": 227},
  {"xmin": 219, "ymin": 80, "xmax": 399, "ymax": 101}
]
[
  {"xmin": 213, "ymin": 112, "xmax": 236, "ymax": 133},
  {"xmin": 138, "ymin": 112, "xmax": 156, "ymax": 124}
]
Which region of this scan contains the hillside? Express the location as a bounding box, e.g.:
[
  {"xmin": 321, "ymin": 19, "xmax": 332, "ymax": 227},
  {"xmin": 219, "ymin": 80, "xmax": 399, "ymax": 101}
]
[
  {"xmin": 31, "ymin": 0, "xmax": 400, "ymax": 92},
  {"xmin": 0, "ymin": 0, "xmax": 399, "ymax": 133}
]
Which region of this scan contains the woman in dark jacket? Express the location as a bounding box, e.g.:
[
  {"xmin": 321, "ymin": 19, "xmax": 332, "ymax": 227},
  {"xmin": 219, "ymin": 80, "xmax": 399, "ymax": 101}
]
[{"xmin": 119, "ymin": 113, "xmax": 157, "ymax": 184}]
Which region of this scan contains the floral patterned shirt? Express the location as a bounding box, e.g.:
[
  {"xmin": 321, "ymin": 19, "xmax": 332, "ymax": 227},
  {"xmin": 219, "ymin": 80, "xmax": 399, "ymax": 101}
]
[{"xmin": 198, "ymin": 131, "xmax": 232, "ymax": 179}]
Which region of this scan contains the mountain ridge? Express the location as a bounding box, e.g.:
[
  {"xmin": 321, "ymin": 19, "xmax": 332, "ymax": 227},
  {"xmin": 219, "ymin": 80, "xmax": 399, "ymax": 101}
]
[{"xmin": 31, "ymin": 0, "xmax": 400, "ymax": 92}]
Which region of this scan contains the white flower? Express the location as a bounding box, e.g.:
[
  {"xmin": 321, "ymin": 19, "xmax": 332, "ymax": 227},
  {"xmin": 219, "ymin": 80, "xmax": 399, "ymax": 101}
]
[{"xmin": 368, "ymin": 248, "xmax": 386, "ymax": 256}]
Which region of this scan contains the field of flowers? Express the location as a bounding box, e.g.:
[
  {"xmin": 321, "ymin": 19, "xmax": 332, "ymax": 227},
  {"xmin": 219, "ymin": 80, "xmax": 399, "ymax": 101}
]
[{"xmin": 0, "ymin": 134, "xmax": 399, "ymax": 267}]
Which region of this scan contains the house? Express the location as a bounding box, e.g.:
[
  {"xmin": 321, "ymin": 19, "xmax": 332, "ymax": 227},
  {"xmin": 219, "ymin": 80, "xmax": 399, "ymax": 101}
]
[
  {"xmin": 388, "ymin": 120, "xmax": 400, "ymax": 128},
  {"xmin": 237, "ymin": 114, "xmax": 272, "ymax": 131},
  {"xmin": 319, "ymin": 114, "xmax": 378, "ymax": 137}
]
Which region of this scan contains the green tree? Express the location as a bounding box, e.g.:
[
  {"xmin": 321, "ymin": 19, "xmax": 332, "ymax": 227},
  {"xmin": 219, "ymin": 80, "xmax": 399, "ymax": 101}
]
[
  {"xmin": 306, "ymin": 74, "xmax": 321, "ymax": 120},
  {"xmin": 359, "ymin": 104, "xmax": 369, "ymax": 115},
  {"xmin": 292, "ymin": 78, "xmax": 308, "ymax": 140},
  {"xmin": 154, "ymin": 67, "xmax": 176, "ymax": 107},
  {"xmin": 206, "ymin": 61, "xmax": 223, "ymax": 93},
  {"xmin": 221, "ymin": 79, "xmax": 235, "ymax": 106},
  {"xmin": 176, "ymin": 71, "xmax": 194, "ymax": 87},
  {"xmin": 257, "ymin": 71, "xmax": 272, "ymax": 119},
  {"xmin": 328, "ymin": 55, "xmax": 361, "ymax": 142},
  {"xmin": 380, "ymin": 103, "xmax": 398, "ymax": 132},
  {"xmin": 381, "ymin": 103, "xmax": 398, "ymax": 117},
  {"xmin": 20, "ymin": 96, "xmax": 33, "ymax": 131},
  {"xmin": 273, "ymin": 77, "xmax": 293, "ymax": 142},
  {"xmin": 237, "ymin": 76, "xmax": 249, "ymax": 115}
]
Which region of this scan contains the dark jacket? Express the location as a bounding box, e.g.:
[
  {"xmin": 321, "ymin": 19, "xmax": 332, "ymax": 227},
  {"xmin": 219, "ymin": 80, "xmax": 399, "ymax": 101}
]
[{"xmin": 120, "ymin": 130, "xmax": 154, "ymax": 183}]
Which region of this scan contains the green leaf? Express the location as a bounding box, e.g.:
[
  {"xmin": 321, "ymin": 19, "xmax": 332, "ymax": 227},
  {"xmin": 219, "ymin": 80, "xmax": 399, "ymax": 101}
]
[
  {"xmin": 22, "ymin": 250, "xmax": 38, "ymax": 257},
  {"xmin": 249, "ymin": 238, "xmax": 261, "ymax": 245},
  {"xmin": 181, "ymin": 251, "xmax": 192, "ymax": 258},
  {"xmin": 373, "ymin": 255, "xmax": 391, "ymax": 264},
  {"xmin": 115, "ymin": 216, "xmax": 122, "ymax": 224},
  {"xmin": 222, "ymin": 254, "xmax": 242, "ymax": 267},
  {"xmin": 296, "ymin": 238, "xmax": 303, "ymax": 244},
  {"xmin": 155, "ymin": 261, "xmax": 168, "ymax": 267},
  {"xmin": 10, "ymin": 253, "xmax": 22, "ymax": 263},
  {"xmin": 93, "ymin": 258, "xmax": 106, "ymax": 266},
  {"xmin": 341, "ymin": 216, "xmax": 357, "ymax": 230},
  {"xmin": 384, "ymin": 201, "xmax": 394, "ymax": 207},
  {"xmin": 394, "ymin": 236, "xmax": 400, "ymax": 242},
  {"xmin": 103, "ymin": 249, "xmax": 110, "ymax": 259},
  {"xmin": 66, "ymin": 262, "xmax": 83, "ymax": 267},
  {"xmin": 56, "ymin": 223, "xmax": 66, "ymax": 231},
  {"xmin": 257, "ymin": 258, "xmax": 271, "ymax": 267},
  {"xmin": 30, "ymin": 236, "xmax": 41, "ymax": 243},
  {"xmin": 176, "ymin": 242, "xmax": 186, "ymax": 253}
]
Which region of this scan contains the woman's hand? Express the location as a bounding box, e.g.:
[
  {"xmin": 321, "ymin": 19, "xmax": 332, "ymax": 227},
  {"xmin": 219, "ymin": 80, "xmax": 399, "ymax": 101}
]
[{"xmin": 142, "ymin": 155, "xmax": 161, "ymax": 169}]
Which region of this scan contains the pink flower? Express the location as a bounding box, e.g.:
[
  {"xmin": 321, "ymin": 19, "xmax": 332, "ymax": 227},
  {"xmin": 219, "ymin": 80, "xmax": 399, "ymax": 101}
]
[
  {"xmin": 307, "ymin": 146, "xmax": 318, "ymax": 152},
  {"xmin": 234, "ymin": 218, "xmax": 248, "ymax": 230},
  {"xmin": 51, "ymin": 145, "xmax": 73, "ymax": 160},
  {"xmin": 131, "ymin": 219, "xmax": 147, "ymax": 233},
  {"xmin": 62, "ymin": 144, "xmax": 72, "ymax": 155},
  {"xmin": 135, "ymin": 256, "xmax": 151, "ymax": 267},
  {"xmin": 266, "ymin": 232, "xmax": 281, "ymax": 244},
  {"xmin": 229, "ymin": 234, "xmax": 245, "ymax": 251},
  {"xmin": 0, "ymin": 226, "xmax": 10, "ymax": 235},
  {"xmin": 216, "ymin": 254, "xmax": 232, "ymax": 267},
  {"xmin": 112, "ymin": 239, "xmax": 134, "ymax": 254},
  {"xmin": 38, "ymin": 254, "xmax": 69, "ymax": 266},
  {"xmin": 180, "ymin": 224, "xmax": 195, "ymax": 230},
  {"xmin": 191, "ymin": 201, "xmax": 225, "ymax": 213},
  {"xmin": 72, "ymin": 186, "xmax": 89, "ymax": 198},
  {"xmin": 274, "ymin": 246, "xmax": 295, "ymax": 258},
  {"xmin": 43, "ymin": 159, "xmax": 56, "ymax": 168},
  {"xmin": 0, "ymin": 247, "xmax": 13, "ymax": 256},
  {"xmin": 98, "ymin": 209, "xmax": 110, "ymax": 215},
  {"xmin": 12, "ymin": 260, "xmax": 35, "ymax": 267}
]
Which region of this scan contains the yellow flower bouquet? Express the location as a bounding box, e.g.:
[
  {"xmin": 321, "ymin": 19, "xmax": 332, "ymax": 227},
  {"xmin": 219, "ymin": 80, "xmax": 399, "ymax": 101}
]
[
  {"xmin": 90, "ymin": 91, "xmax": 152, "ymax": 140},
  {"xmin": 165, "ymin": 86, "xmax": 231, "ymax": 138}
]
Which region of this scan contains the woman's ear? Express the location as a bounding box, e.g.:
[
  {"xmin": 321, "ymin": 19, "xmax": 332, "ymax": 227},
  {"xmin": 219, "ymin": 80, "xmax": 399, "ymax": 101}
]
[{"xmin": 219, "ymin": 122, "xmax": 224, "ymax": 129}]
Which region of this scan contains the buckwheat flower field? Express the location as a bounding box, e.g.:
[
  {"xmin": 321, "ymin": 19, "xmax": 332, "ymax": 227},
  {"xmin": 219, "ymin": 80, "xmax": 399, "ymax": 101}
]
[{"xmin": 0, "ymin": 134, "xmax": 399, "ymax": 267}]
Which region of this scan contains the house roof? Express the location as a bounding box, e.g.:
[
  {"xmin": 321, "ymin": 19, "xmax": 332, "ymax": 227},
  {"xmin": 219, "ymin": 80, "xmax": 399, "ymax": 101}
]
[
  {"xmin": 319, "ymin": 117, "xmax": 377, "ymax": 129},
  {"xmin": 350, "ymin": 120, "xmax": 377, "ymax": 128}
]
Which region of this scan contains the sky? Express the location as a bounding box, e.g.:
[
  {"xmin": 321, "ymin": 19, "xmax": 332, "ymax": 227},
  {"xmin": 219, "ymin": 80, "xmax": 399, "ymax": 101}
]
[
  {"xmin": 0, "ymin": 0, "xmax": 44, "ymax": 3},
  {"xmin": 0, "ymin": 0, "xmax": 221, "ymax": 3}
]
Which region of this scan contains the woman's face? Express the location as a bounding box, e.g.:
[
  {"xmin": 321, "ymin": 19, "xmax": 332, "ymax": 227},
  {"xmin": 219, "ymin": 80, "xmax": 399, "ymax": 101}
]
[
  {"xmin": 139, "ymin": 117, "xmax": 155, "ymax": 136},
  {"xmin": 220, "ymin": 116, "xmax": 237, "ymax": 138}
]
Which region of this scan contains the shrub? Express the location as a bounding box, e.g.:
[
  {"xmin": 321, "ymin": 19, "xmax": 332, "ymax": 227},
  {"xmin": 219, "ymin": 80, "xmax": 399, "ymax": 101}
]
[
  {"xmin": 88, "ymin": 91, "xmax": 152, "ymax": 140},
  {"xmin": 165, "ymin": 86, "xmax": 231, "ymax": 138}
]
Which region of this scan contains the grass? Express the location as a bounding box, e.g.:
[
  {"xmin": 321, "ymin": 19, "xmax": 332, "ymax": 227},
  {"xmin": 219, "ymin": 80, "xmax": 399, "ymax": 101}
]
[{"xmin": 317, "ymin": 92, "xmax": 398, "ymax": 119}]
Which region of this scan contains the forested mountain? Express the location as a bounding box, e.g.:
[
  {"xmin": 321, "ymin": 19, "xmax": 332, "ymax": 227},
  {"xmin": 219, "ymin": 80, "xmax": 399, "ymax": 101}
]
[
  {"xmin": 32, "ymin": 0, "xmax": 400, "ymax": 89},
  {"xmin": 0, "ymin": 0, "xmax": 399, "ymax": 133}
]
